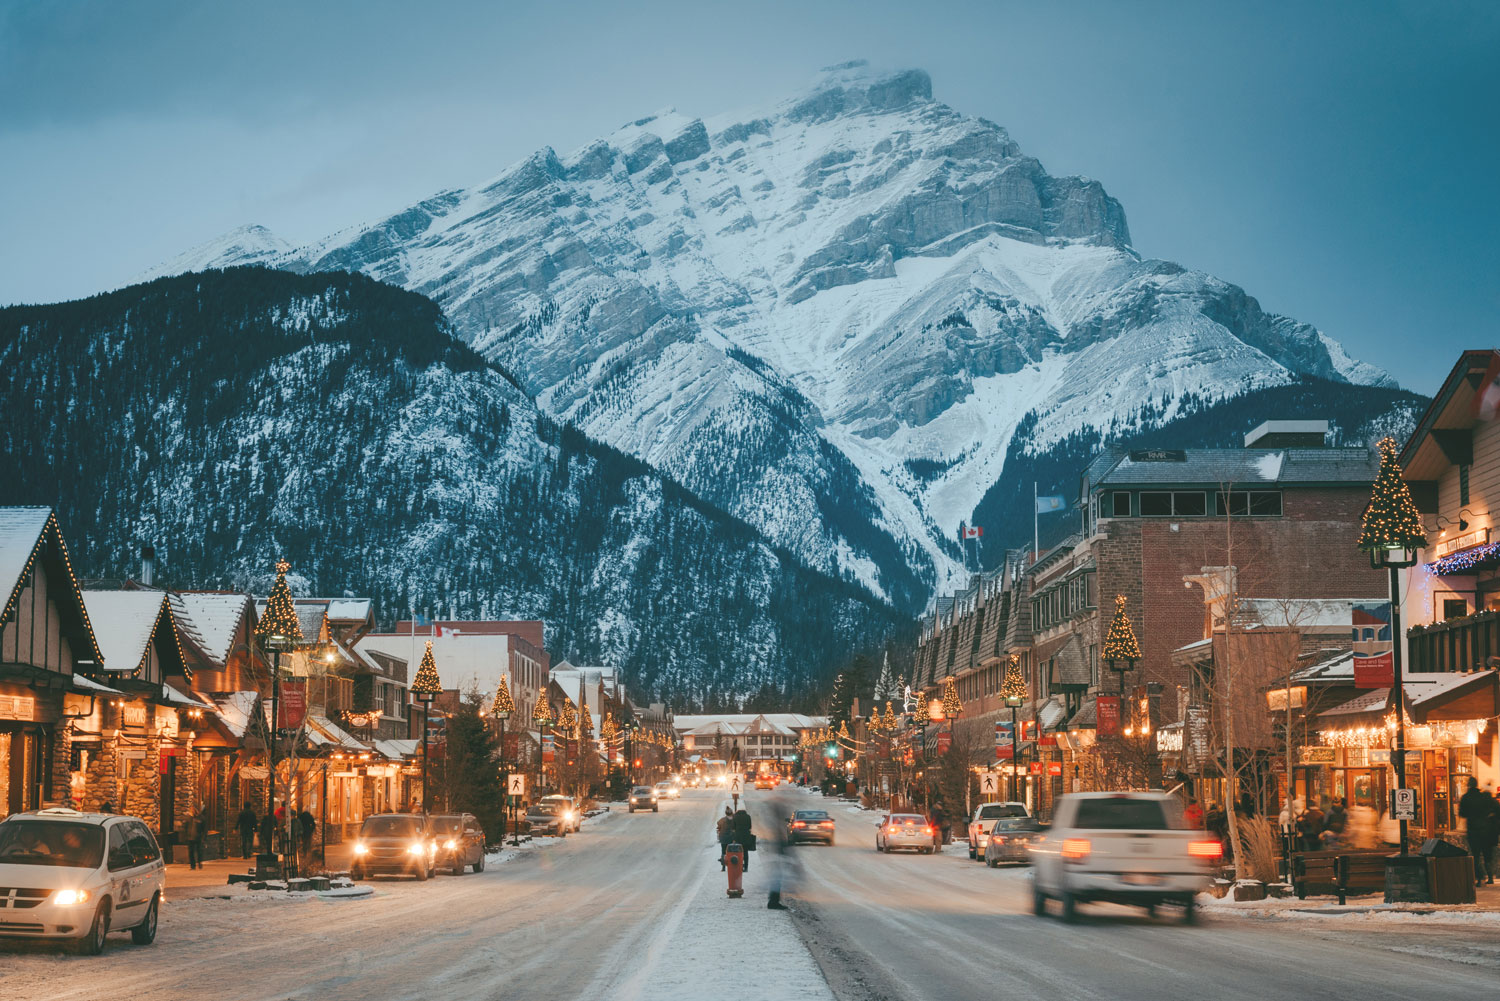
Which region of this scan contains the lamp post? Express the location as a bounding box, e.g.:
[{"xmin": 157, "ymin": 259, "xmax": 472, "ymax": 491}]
[
  {"xmin": 491, "ymin": 676, "xmax": 514, "ymax": 843},
  {"xmin": 532, "ymin": 690, "xmax": 554, "ymax": 797},
  {"xmin": 411, "ymin": 640, "xmax": 443, "ymax": 815},
  {"xmin": 1000, "ymin": 655, "xmax": 1028, "ymax": 804},
  {"xmin": 1357, "ymin": 437, "xmax": 1427, "ymax": 859},
  {"xmin": 256, "ymin": 559, "xmax": 304, "ymax": 863}
]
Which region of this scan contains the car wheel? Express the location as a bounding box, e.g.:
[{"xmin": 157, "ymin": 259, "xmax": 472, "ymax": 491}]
[
  {"xmin": 415, "ymin": 864, "xmax": 428, "ymax": 882},
  {"xmin": 628, "ymin": 807, "xmax": 635, "ymax": 813},
  {"xmin": 987, "ymin": 857, "xmax": 998, "ymax": 868},
  {"xmin": 131, "ymin": 894, "xmax": 159, "ymax": 945},
  {"xmin": 653, "ymin": 806, "xmax": 658, "ymax": 813},
  {"xmin": 453, "ymin": 860, "xmax": 466, "ymax": 876},
  {"xmin": 473, "ymin": 856, "xmax": 484, "ymax": 873},
  {"xmin": 75, "ymin": 898, "xmax": 110, "ymax": 955},
  {"xmin": 1032, "ymin": 889, "xmax": 1048, "ymax": 916},
  {"xmin": 1181, "ymin": 899, "xmax": 1196, "ymax": 925},
  {"xmin": 1060, "ymin": 892, "xmax": 1078, "ymax": 924},
  {"xmin": 969, "ymin": 845, "xmax": 977, "ymax": 860},
  {"xmin": 828, "ymin": 838, "xmax": 835, "ymax": 847}
]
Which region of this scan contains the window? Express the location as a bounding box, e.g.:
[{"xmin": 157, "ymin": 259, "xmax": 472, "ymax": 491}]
[
  {"xmin": 1443, "ymin": 599, "xmax": 1469, "ymax": 620},
  {"xmin": 1139, "ymin": 491, "xmax": 1173, "ymax": 516},
  {"xmin": 125, "ymin": 822, "xmax": 160, "ymax": 864},
  {"xmin": 1174, "ymin": 492, "xmax": 1206, "ymax": 516},
  {"xmin": 1460, "ymin": 464, "xmax": 1471, "ymax": 506},
  {"xmin": 1088, "ymin": 644, "xmax": 1099, "ymax": 688},
  {"xmin": 107, "ymin": 824, "xmax": 131, "ymax": 870},
  {"xmin": 1215, "ymin": 491, "xmax": 1283, "ymax": 517},
  {"xmin": 1111, "ymin": 491, "xmax": 1131, "ymax": 517},
  {"xmin": 1249, "ymin": 492, "xmax": 1282, "ymax": 516}
]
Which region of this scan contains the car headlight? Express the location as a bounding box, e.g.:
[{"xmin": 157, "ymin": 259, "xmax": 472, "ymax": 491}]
[
  {"xmin": 51, "ymin": 888, "xmax": 90, "ymax": 906},
  {"xmin": 444, "ymin": 840, "xmax": 457, "ymax": 850},
  {"xmin": 407, "ymin": 843, "xmax": 425, "ymax": 855},
  {"xmin": 353, "ymin": 842, "xmax": 369, "ymax": 855}
]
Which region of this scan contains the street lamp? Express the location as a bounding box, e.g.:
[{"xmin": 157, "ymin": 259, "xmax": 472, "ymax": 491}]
[
  {"xmin": 1358, "ymin": 437, "xmax": 1428, "ymax": 859},
  {"xmin": 256, "ymin": 559, "xmax": 305, "ymax": 864},
  {"xmin": 532, "ymin": 690, "xmax": 554, "ymax": 795},
  {"xmin": 1103, "ymin": 594, "xmax": 1141, "ymax": 695},
  {"xmin": 491, "ymin": 676, "xmax": 514, "ymax": 842},
  {"xmin": 1000, "ymin": 655, "xmax": 1027, "ymax": 803},
  {"xmin": 411, "ymin": 641, "xmax": 443, "ymax": 814}
]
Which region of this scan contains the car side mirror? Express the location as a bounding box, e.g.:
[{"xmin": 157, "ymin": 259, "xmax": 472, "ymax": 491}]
[{"xmin": 109, "ymin": 849, "xmax": 134, "ymax": 870}]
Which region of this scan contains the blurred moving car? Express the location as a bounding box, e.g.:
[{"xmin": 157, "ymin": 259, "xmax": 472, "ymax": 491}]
[
  {"xmin": 429, "ymin": 813, "xmax": 486, "ymax": 875},
  {"xmin": 785, "ymin": 810, "xmax": 836, "ymax": 845},
  {"xmin": 754, "ymin": 774, "xmax": 777, "ymax": 790},
  {"xmin": 523, "ymin": 802, "xmax": 569, "ymax": 836},
  {"xmin": 540, "ymin": 794, "xmax": 582, "ymax": 833},
  {"xmin": 1030, "ymin": 792, "xmax": 1220, "ymax": 923},
  {"xmin": 0, "ymin": 807, "xmax": 164, "ymax": 954},
  {"xmin": 628, "ymin": 786, "xmax": 659, "ymax": 813},
  {"xmin": 967, "ymin": 801, "xmax": 1030, "ymax": 860},
  {"xmin": 654, "ymin": 781, "xmax": 680, "ymax": 800},
  {"xmin": 876, "ymin": 814, "xmax": 938, "ymax": 854},
  {"xmin": 351, "ymin": 813, "xmax": 438, "ymax": 881},
  {"xmin": 983, "ymin": 817, "xmax": 1044, "ymax": 866}
]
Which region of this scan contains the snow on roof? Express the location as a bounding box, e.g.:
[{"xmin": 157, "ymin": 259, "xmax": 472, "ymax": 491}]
[
  {"xmin": 375, "ymin": 738, "xmax": 418, "ymax": 760},
  {"xmin": 71, "ymin": 674, "xmax": 123, "ymax": 695},
  {"xmin": 82, "ymin": 590, "xmax": 167, "ymax": 673},
  {"xmin": 1291, "ymin": 649, "xmax": 1356, "ymax": 682},
  {"xmin": 0, "ymin": 507, "xmax": 52, "ymax": 613},
  {"xmin": 672, "ymin": 714, "xmax": 826, "ymax": 732},
  {"xmin": 1404, "ymin": 670, "xmax": 1497, "ymax": 707},
  {"xmin": 159, "ymin": 683, "xmax": 213, "ymax": 709},
  {"xmin": 324, "ymin": 599, "xmax": 373, "ymax": 622},
  {"xmin": 213, "ymin": 692, "xmax": 260, "ymax": 739},
  {"xmin": 1319, "ymin": 688, "xmax": 1390, "ymax": 719},
  {"xmin": 174, "ymin": 593, "xmax": 251, "ymax": 665},
  {"xmin": 305, "ymin": 715, "xmax": 365, "ymax": 750}
]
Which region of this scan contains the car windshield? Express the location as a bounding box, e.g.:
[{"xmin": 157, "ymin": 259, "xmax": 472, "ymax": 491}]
[
  {"xmin": 991, "ymin": 818, "xmax": 1042, "ymax": 833},
  {"xmin": 529, "ymin": 803, "xmax": 559, "ymax": 815},
  {"xmin": 1073, "ymin": 798, "xmax": 1173, "ymax": 830},
  {"xmin": 430, "ymin": 817, "xmax": 462, "ymax": 834},
  {"xmin": 361, "ymin": 815, "xmax": 422, "ymax": 837},
  {"xmin": 978, "ymin": 804, "xmax": 1026, "ymax": 820},
  {"xmin": 0, "ymin": 820, "xmax": 105, "ymax": 868},
  {"xmin": 794, "ymin": 811, "xmax": 829, "ymax": 821},
  {"xmin": 893, "ymin": 815, "xmax": 926, "ymax": 825},
  {"xmin": 632, "ymin": 787, "xmax": 653, "ymax": 795}
]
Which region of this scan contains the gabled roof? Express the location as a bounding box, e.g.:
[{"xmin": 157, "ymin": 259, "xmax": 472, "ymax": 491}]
[
  {"xmin": 173, "ymin": 592, "xmax": 254, "ymax": 666},
  {"xmin": 0, "ymin": 506, "xmax": 102, "ymax": 665},
  {"xmin": 1089, "ymin": 447, "xmax": 1378, "ymax": 489},
  {"xmin": 82, "ymin": 590, "xmax": 188, "ymax": 679},
  {"xmin": 1399, "ymin": 349, "xmax": 1498, "ymax": 480}
]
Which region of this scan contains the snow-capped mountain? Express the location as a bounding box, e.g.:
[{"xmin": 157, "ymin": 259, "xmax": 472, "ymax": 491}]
[
  {"xmin": 0, "ymin": 268, "xmax": 900, "ymax": 702},
  {"xmin": 151, "ymin": 61, "xmax": 1396, "ymax": 605}
]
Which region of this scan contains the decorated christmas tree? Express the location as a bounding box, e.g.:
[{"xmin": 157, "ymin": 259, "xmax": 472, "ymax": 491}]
[
  {"xmin": 941, "ymin": 676, "xmax": 961, "ymax": 719},
  {"xmin": 491, "ymin": 676, "xmax": 515, "ymax": 719},
  {"xmin": 411, "ymin": 641, "xmax": 443, "ymax": 699},
  {"xmin": 532, "ymin": 689, "xmax": 554, "ymax": 727},
  {"xmin": 1358, "ymin": 437, "xmax": 1429, "ymax": 554},
  {"xmin": 1000, "ymin": 654, "xmax": 1027, "ymax": 703},
  {"xmin": 914, "ymin": 690, "xmax": 929, "ymax": 722},
  {"xmin": 1102, "ymin": 594, "xmax": 1142, "ymax": 664},
  {"xmin": 256, "ymin": 559, "xmax": 304, "ymax": 650}
]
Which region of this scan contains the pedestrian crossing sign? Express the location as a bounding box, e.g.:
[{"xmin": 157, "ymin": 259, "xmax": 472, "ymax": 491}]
[
  {"xmin": 728, "ymin": 774, "xmax": 744, "ymax": 796},
  {"xmin": 979, "ymin": 772, "xmax": 1000, "ymax": 796}
]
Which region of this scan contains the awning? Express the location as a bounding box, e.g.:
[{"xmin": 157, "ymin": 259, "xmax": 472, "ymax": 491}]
[
  {"xmin": 1050, "ymin": 637, "xmax": 1091, "ymax": 688},
  {"xmin": 1404, "ymin": 670, "xmax": 1499, "ymax": 722},
  {"xmin": 1317, "ymin": 688, "xmax": 1390, "ymax": 726},
  {"xmin": 1037, "ymin": 697, "xmax": 1068, "ymax": 731},
  {"xmin": 1067, "ymin": 699, "xmax": 1097, "ymax": 731},
  {"xmin": 305, "ymin": 715, "xmax": 366, "ymax": 751},
  {"xmin": 374, "ymin": 738, "xmax": 419, "ymax": 760},
  {"xmin": 157, "ymin": 684, "xmax": 213, "ymax": 709}
]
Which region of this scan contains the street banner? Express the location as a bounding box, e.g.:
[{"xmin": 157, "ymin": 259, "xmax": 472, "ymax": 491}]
[
  {"xmin": 542, "ymin": 733, "xmax": 555, "ymax": 763},
  {"xmin": 995, "ymin": 744, "xmax": 1013, "ymax": 760},
  {"xmin": 995, "ymin": 720, "xmax": 1013, "ymax": 743},
  {"xmin": 936, "ymin": 732, "xmax": 952, "ymax": 754},
  {"xmin": 1353, "ymin": 651, "xmax": 1394, "ymax": 688},
  {"xmin": 278, "ymin": 681, "xmax": 307, "ymax": 730},
  {"xmin": 1097, "ymin": 696, "xmax": 1121, "ymax": 737}
]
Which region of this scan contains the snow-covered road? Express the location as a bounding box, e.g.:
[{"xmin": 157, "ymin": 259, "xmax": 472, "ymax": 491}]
[
  {"xmin": 0, "ymin": 791, "xmax": 830, "ymax": 1001},
  {"xmin": 765, "ymin": 787, "xmax": 1500, "ymax": 1001}
]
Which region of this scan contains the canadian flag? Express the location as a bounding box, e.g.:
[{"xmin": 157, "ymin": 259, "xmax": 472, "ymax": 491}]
[{"xmin": 962, "ymin": 525, "xmax": 983, "ymax": 540}]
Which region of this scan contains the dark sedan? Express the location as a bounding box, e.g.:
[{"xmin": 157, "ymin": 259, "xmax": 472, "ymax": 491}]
[
  {"xmin": 984, "ymin": 816, "xmax": 1045, "ymax": 866},
  {"xmin": 786, "ymin": 809, "xmax": 836, "ymax": 845},
  {"xmin": 524, "ymin": 802, "xmax": 568, "ymax": 837}
]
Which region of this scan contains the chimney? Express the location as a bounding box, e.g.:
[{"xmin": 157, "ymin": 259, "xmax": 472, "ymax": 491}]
[
  {"xmin": 1244, "ymin": 420, "xmax": 1329, "ymax": 449},
  {"xmin": 140, "ymin": 545, "xmax": 155, "ymax": 586}
]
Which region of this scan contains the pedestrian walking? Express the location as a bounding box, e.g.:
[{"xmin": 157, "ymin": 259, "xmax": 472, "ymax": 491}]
[
  {"xmin": 1321, "ymin": 798, "xmax": 1349, "ymax": 849},
  {"xmin": 1458, "ymin": 776, "xmax": 1498, "ymax": 886},
  {"xmin": 181, "ymin": 808, "xmax": 205, "ymax": 869},
  {"xmin": 732, "ymin": 807, "xmax": 754, "ymax": 871},
  {"xmin": 1298, "ymin": 802, "xmax": 1325, "ymax": 852},
  {"xmin": 236, "ymin": 804, "xmax": 258, "ymax": 858},
  {"xmin": 716, "ymin": 807, "xmax": 734, "ymax": 871},
  {"xmin": 298, "ymin": 808, "xmax": 316, "ymax": 858},
  {"xmin": 259, "ymin": 809, "xmax": 277, "ymax": 855}
]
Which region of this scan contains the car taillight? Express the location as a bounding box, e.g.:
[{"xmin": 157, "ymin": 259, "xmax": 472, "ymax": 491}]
[
  {"xmin": 1062, "ymin": 838, "xmax": 1091, "ymax": 860},
  {"xmin": 792, "ymin": 821, "xmax": 806, "ymax": 828},
  {"xmin": 926, "ymin": 826, "xmax": 937, "ymax": 836},
  {"xmin": 819, "ymin": 821, "xmax": 834, "ymax": 828},
  {"xmin": 887, "ymin": 826, "xmax": 898, "ymax": 834},
  {"xmin": 1188, "ymin": 840, "xmax": 1223, "ymax": 861}
]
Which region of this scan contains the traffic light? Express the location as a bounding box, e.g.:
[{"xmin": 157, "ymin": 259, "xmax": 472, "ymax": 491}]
[
  {"xmin": 824, "ymin": 742, "xmax": 838, "ymax": 760},
  {"xmin": 634, "ymin": 758, "xmax": 643, "ymax": 768}
]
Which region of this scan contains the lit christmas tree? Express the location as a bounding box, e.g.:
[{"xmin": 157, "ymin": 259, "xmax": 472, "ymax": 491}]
[
  {"xmin": 1000, "ymin": 654, "xmax": 1028, "ymax": 703},
  {"xmin": 256, "ymin": 559, "xmax": 304, "ymax": 650},
  {"xmin": 914, "ymin": 690, "xmax": 929, "ymax": 722},
  {"xmin": 411, "ymin": 641, "xmax": 443, "ymax": 700},
  {"xmin": 532, "ymin": 689, "xmax": 554, "ymax": 727},
  {"xmin": 600, "ymin": 713, "xmax": 617, "ymax": 742},
  {"xmin": 1102, "ymin": 595, "xmax": 1142, "ymax": 664},
  {"xmin": 941, "ymin": 676, "xmax": 961, "ymax": 719},
  {"xmin": 882, "ymin": 701, "xmax": 897, "ymax": 732},
  {"xmin": 558, "ymin": 696, "xmax": 577, "ymax": 733},
  {"xmin": 1358, "ymin": 437, "xmax": 1429, "ymax": 554},
  {"xmin": 491, "ymin": 676, "xmax": 515, "ymax": 719}
]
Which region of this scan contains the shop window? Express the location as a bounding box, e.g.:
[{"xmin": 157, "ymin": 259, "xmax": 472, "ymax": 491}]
[
  {"xmin": 1139, "ymin": 492, "xmax": 1173, "ymax": 516},
  {"xmin": 1216, "ymin": 491, "xmax": 1283, "ymax": 517},
  {"xmin": 1443, "ymin": 599, "xmax": 1469, "ymax": 620},
  {"xmin": 1141, "ymin": 491, "xmax": 1208, "ymax": 516}
]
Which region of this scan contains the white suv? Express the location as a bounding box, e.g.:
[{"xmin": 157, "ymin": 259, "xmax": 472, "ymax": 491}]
[{"xmin": 0, "ymin": 807, "xmax": 166, "ymax": 954}]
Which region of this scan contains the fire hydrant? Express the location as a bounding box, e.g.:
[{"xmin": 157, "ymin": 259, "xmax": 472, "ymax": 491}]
[{"xmin": 725, "ymin": 841, "xmax": 745, "ymax": 898}]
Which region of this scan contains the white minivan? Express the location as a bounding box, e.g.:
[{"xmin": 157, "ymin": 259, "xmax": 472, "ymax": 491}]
[{"xmin": 0, "ymin": 807, "xmax": 166, "ymax": 954}]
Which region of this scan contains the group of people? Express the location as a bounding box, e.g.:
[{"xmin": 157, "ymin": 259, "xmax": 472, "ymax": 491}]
[
  {"xmin": 1458, "ymin": 777, "xmax": 1499, "ymax": 886},
  {"xmin": 233, "ymin": 802, "xmax": 317, "ymax": 860},
  {"xmin": 715, "ymin": 806, "xmax": 755, "ymax": 870}
]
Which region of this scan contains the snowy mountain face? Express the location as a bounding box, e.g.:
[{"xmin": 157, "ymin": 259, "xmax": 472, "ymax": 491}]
[
  {"xmin": 0, "ymin": 269, "xmax": 900, "ymax": 703},
  {"xmin": 159, "ymin": 61, "xmax": 1395, "ymax": 604}
]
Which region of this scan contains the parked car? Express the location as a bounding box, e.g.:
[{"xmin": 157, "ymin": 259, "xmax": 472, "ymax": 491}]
[
  {"xmin": 876, "ymin": 814, "xmax": 938, "ymax": 854},
  {"xmin": 523, "ymin": 802, "xmax": 569, "ymax": 837},
  {"xmin": 0, "ymin": 807, "xmax": 164, "ymax": 954},
  {"xmin": 540, "ymin": 794, "xmax": 582, "ymax": 832},
  {"xmin": 654, "ymin": 781, "xmax": 680, "ymax": 800},
  {"xmin": 1030, "ymin": 792, "xmax": 1221, "ymax": 923},
  {"xmin": 628, "ymin": 786, "xmax": 659, "ymax": 813},
  {"xmin": 983, "ymin": 817, "xmax": 1045, "ymax": 866},
  {"xmin": 967, "ymin": 801, "xmax": 1030, "ymax": 860},
  {"xmin": 786, "ymin": 810, "xmax": 836, "ymax": 845},
  {"xmin": 350, "ymin": 813, "xmax": 438, "ymax": 881},
  {"xmin": 429, "ymin": 813, "xmax": 486, "ymax": 875}
]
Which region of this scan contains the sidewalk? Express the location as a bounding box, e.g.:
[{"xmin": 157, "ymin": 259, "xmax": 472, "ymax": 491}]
[
  {"xmin": 1202, "ymin": 877, "xmax": 1500, "ymax": 922},
  {"xmin": 166, "ymin": 842, "xmax": 357, "ymax": 899}
]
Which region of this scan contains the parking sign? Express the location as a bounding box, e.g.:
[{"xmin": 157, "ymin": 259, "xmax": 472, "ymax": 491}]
[{"xmin": 1392, "ymin": 787, "xmax": 1415, "ymax": 820}]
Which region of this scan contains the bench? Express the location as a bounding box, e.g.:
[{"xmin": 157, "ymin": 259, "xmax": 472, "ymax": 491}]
[{"xmin": 1292, "ymin": 850, "xmax": 1387, "ymax": 904}]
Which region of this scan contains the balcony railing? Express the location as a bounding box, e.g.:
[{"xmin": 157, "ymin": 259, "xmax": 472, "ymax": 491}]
[{"xmin": 1407, "ymin": 611, "xmax": 1500, "ymax": 674}]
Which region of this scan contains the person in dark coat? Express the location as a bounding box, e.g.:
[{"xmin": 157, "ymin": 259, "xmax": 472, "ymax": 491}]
[
  {"xmin": 297, "ymin": 809, "xmax": 316, "ymax": 858},
  {"xmin": 259, "ymin": 809, "xmax": 277, "ymax": 854},
  {"xmin": 236, "ymin": 805, "xmax": 258, "ymax": 858},
  {"xmin": 1298, "ymin": 803, "xmax": 1326, "ymax": 852},
  {"xmin": 716, "ymin": 807, "xmax": 734, "ymax": 870},
  {"xmin": 1458, "ymin": 776, "xmax": 1499, "ymax": 885},
  {"xmin": 1321, "ymin": 798, "xmax": 1348, "ymax": 848},
  {"xmin": 732, "ymin": 808, "xmax": 754, "ymax": 871},
  {"xmin": 181, "ymin": 808, "xmax": 205, "ymax": 869}
]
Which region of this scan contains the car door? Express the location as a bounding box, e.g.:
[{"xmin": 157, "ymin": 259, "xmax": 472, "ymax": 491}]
[
  {"xmin": 464, "ymin": 816, "xmax": 482, "ymax": 863},
  {"xmin": 119, "ymin": 822, "xmax": 162, "ymax": 922}
]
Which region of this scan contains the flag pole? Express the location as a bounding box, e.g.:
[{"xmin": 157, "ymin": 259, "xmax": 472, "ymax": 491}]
[{"xmin": 1033, "ymin": 482, "xmax": 1039, "ymax": 563}]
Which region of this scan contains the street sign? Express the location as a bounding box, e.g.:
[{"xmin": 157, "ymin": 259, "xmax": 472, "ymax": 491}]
[
  {"xmin": 979, "ymin": 772, "xmax": 1000, "ymax": 796},
  {"xmin": 1393, "ymin": 787, "xmax": 1416, "ymax": 820},
  {"xmin": 507, "ymin": 774, "xmax": 526, "ymax": 797},
  {"xmin": 727, "ymin": 774, "xmax": 744, "ymax": 797}
]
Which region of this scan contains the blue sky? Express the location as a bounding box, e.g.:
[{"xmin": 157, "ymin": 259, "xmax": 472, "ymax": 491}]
[{"xmin": 1, "ymin": 0, "xmax": 1495, "ymax": 393}]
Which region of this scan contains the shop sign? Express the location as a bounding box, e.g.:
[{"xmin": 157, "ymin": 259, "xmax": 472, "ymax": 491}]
[
  {"xmin": 995, "ymin": 744, "xmax": 1013, "ymax": 760},
  {"xmin": 1266, "ymin": 686, "xmax": 1307, "ymax": 711},
  {"xmin": 1368, "ymin": 749, "xmax": 1391, "ymax": 763},
  {"xmin": 1434, "ymin": 527, "xmax": 1489, "ymax": 559},
  {"xmin": 1156, "ymin": 728, "xmax": 1184, "ymax": 753},
  {"xmin": 1353, "ymin": 651, "xmax": 1394, "ymax": 688},
  {"xmin": 1299, "ymin": 746, "xmax": 1337, "ymax": 764},
  {"xmin": 123, "ymin": 704, "xmax": 148, "ymax": 727},
  {"xmin": 1096, "ymin": 696, "xmax": 1121, "ymax": 737},
  {"xmin": 0, "ymin": 695, "xmax": 36, "ymax": 721},
  {"xmin": 1047, "ymin": 762, "xmax": 1063, "ymax": 776},
  {"xmin": 155, "ymin": 707, "xmax": 178, "ymax": 738},
  {"xmin": 1029, "ymin": 762, "xmax": 1044, "ymax": 775}
]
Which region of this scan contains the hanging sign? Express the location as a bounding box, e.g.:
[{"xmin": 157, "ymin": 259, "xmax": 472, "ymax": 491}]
[
  {"xmin": 542, "ymin": 733, "xmax": 555, "ymax": 763},
  {"xmin": 995, "ymin": 744, "xmax": 1014, "ymax": 760},
  {"xmin": 1353, "ymin": 651, "xmax": 1394, "ymax": 688},
  {"xmin": 278, "ymin": 681, "xmax": 308, "ymax": 729},
  {"xmin": 1028, "ymin": 761, "xmax": 1044, "ymax": 775},
  {"xmin": 0, "ymin": 695, "xmax": 36, "ymax": 721},
  {"xmin": 1047, "ymin": 762, "xmax": 1063, "ymax": 776},
  {"xmin": 936, "ymin": 732, "xmax": 952, "ymax": 754},
  {"xmin": 1096, "ymin": 696, "xmax": 1121, "ymax": 737}
]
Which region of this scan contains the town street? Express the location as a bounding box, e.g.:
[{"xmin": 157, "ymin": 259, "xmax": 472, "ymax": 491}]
[{"xmin": 6, "ymin": 787, "xmax": 1498, "ymax": 1000}]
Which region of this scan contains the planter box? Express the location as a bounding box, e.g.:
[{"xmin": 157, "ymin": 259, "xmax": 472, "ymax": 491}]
[{"xmin": 1233, "ymin": 881, "xmax": 1267, "ymax": 902}]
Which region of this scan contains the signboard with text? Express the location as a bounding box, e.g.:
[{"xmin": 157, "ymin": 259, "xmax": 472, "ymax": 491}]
[
  {"xmin": 1096, "ymin": 696, "xmax": 1121, "ymax": 737},
  {"xmin": 936, "ymin": 732, "xmax": 952, "ymax": 754},
  {"xmin": 1353, "ymin": 651, "xmax": 1394, "ymax": 688},
  {"xmin": 278, "ymin": 681, "xmax": 307, "ymax": 730}
]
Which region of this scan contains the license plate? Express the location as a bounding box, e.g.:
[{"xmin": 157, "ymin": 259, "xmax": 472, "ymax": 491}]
[{"xmin": 1122, "ymin": 873, "xmax": 1161, "ymax": 885}]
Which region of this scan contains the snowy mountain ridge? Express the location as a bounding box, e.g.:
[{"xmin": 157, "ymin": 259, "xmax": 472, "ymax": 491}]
[{"xmin": 146, "ymin": 61, "xmax": 1394, "ymax": 606}]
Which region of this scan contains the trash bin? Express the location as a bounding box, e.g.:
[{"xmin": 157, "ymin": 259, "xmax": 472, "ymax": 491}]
[{"xmin": 1421, "ymin": 839, "xmax": 1476, "ymax": 904}]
